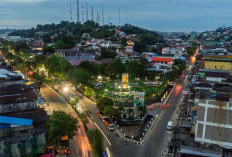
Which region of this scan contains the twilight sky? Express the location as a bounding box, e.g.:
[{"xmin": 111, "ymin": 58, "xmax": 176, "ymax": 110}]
[{"xmin": 0, "ymin": 0, "xmax": 232, "ymax": 32}]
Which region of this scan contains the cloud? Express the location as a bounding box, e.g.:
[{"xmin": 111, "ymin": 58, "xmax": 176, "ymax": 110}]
[
  {"xmin": 0, "ymin": 20, "xmax": 37, "ymax": 29},
  {"xmin": 0, "ymin": 0, "xmax": 48, "ymax": 3}
]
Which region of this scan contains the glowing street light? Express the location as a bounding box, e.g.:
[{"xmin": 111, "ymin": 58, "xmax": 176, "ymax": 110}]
[{"xmin": 63, "ymin": 87, "xmax": 69, "ymax": 93}]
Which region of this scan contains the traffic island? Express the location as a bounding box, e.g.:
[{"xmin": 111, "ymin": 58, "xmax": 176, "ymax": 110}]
[{"xmin": 114, "ymin": 114, "xmax": 159, "ymax": 144}]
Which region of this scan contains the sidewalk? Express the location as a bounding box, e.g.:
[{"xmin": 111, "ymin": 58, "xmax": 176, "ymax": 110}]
[{"xmin": 146, "ymin": 84, "xmax": 176, "ymax": 109}]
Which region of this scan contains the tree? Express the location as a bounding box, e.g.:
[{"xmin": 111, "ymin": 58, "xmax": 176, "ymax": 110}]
[
  {"xmin": 138, "ymin": 33, "xmax": 163, "ymax": 45},
  {"xmin": 13, "ymin": 41, "xmax": 29, "ymax": 53},
  {"xmin": 84, "ymin": 87, "xmax": 96, "ymax": 98},
  {"xmin": 103, "ymin": 106, "xmax": 120, "ymax": 118},
  {"xmin": 45, "ymin": 54, "xmax": 73, "ymax": 78},
  {"xmin": 87, "ymin": 129, "xmax": 103, "ymax": 156},
  {"xmin": 134, "ymin": 41, "xmax": 146, "ymax": 53},
  {"xmin": 4, "ymin": 52, "xmax": 14, "ymax": 60},
  {"xmin": 47, "ymin": 111, "xmax": 78, "ymax": 145},
  {"xmin": 121, "ymin": 38, "xmax": 127, "ymax": 47},
  {"xmin": 186, "ymin": 43, "xmax": 197, "ymax": 57},
  {"xmin": 125, "ymin": 59, "xmax": 149, "ymax": 78},
  {"xmin": 43, "ymin": 44, "xmax": 55, "ymax": 54},
  {"xmin": 104, "ymin": 59, "xmax": 125, "ymax": 78},
  {"xmin": 78, "ymin": 61, "xmax": 101, "ymax": 76},
  {"xmin": 96, "ymin": 97, "xmax": 113, "ymax": 111},
  {"xmin": 98, "ymin": 47, "xmax": 117, "ymax": 59},
  {"xmin": 42, "ymin": 34, "xmax": 52, "ymax": 44}
]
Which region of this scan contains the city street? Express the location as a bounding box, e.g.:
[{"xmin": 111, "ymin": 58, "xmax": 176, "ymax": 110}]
[
  {"xmin": 39, "ymin": 63, "xmax": 191, "ymax": 157},
  {"xmin": 40, "ymin": 84, "xmax": 91, "ymax": 157},
  {"xmin": 73, "ymin": 71, "xmax": 189, "ymax": 157}
]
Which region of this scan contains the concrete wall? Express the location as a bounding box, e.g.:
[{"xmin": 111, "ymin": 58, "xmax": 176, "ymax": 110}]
[{"xmin": 204, "ymin": 61, "xmax": 232, "ymax": 73}]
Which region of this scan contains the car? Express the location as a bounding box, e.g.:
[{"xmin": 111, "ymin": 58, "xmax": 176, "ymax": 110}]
[
  {"xmin": 102, "ymin": 116, "xmax": 107, "ymax": 122},
  {"xmin": 96, "ymin": 110, "xmax": 104, "ymax": 119},
  {"xmin": 167, "ymin": 121, "xmax": 172, "ymax": 130}
]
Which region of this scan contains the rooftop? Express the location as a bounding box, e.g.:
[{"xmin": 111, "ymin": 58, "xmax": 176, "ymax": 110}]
[
  {"xmin": 152, "ymin": 57, "xmax": 173, "ymax": 62},
  {"xmin": 0, "ymin": 116, "xmax": 33, "ymax": 126}
]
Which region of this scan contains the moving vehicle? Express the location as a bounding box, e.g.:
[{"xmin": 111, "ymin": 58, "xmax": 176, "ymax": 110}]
[
  {"xmin": 96, "ymin": 110, "xmax": 104, "ymax": 119},
  {"xmin": 104, "ymin": 118, "xmax": 115, "ymax": 131},
  {"xmin": 167, "ymin": 121, "xmax": 172, "ymax": 130}
]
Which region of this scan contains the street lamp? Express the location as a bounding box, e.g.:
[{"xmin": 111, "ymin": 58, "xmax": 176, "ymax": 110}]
[{"xmin": 63, "ymin": 87, "xmax": 69, "ymax": 93}]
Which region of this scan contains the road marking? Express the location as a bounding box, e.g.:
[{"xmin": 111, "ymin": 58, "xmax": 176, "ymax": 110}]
[
  {"xmin": 94, "ymin": 122, "xmax": 112, "ymax": 146},
  {"xmin": 78, "ymin": 100, "xmax": 94, "ymax": 124},
  {"xmin": 106, "ymin": 147, "xmax": 111, "ymax": 157},
  {"xmin": 76, "ymin": 147, "xmax": 79, "ymax": 155}
]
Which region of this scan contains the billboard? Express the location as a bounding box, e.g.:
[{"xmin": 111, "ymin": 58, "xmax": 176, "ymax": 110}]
[{"xmin": 134, "ymin": 92, "xmax": 145, "ymax": 108}]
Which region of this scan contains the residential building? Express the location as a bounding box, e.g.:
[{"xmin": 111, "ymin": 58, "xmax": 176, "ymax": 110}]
[
  {"xmin": 148, "ymin": 56, "xmax": 173, "ymax": 73},
  {"xmin": 197, "ymin": 69, "xmax": 231, "ymax": 83},
  {"xmin": 201, "ymin": 52, "xmax": 232, "ymax": 73},
  {"xmin": 55, "ymin": 49, "xmax": 95, "ymax": 61},
  {"xmin": 162, "ymin": 47, "xmax": 185, "ymax": 60},
  {"xmin": 0, "ymin": 67, "xmax": 47, "ymax": 157},
  {"xmin": 194, "ymin": 83, "xmax": 232, "ymax": 149}
]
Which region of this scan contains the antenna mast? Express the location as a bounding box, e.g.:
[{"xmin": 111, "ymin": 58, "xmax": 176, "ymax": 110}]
[
  {"xmin": 82, "ymin": 3, "xmax": 84, "ymax": 23},
  {"xmin": 70, "ymin": 2, "xmax": 73, "ymax": 22},
  {"xmin": 102, "ymin": 8, "xmax": 104, "ymax": 25},
  {"xmin": 77, "ymin": 0, "xmax": 80, "ymax": 22},
  {"xmin": 126, "ymin": 8, "xmax": 128, "ymax": 24},
  {"xmin": 91, "ymin": 5, "xmax": 93, "ymax": 21},
  {"xmin": 119, "ymin": 7, "xmax": 121, "ymax": 25},
  {"xmin": 86, "ymin": 2, "xmax": 88, "ymax": 21}
]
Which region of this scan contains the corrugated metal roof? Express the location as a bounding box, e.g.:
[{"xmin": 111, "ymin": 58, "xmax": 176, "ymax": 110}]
[
  {"xmin": 0, "ymin": 116, "xmax": 33, "ymax": 126},
  {"xmin": 152, "ymin": 57, "xmax": 172, "ymax": 62}
]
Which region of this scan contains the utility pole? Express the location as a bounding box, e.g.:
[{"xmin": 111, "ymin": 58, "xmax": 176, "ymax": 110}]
[{"xmin": 77, "ymin": 0, "xmax": 80, "ymax": 22}]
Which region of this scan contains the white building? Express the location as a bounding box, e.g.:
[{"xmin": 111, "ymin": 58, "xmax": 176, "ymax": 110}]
[{"xmin": 148, "ymin": 56, "xmax": 173, "ymax": 73}]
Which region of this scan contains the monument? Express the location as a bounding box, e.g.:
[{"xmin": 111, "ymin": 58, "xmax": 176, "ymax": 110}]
[{"xmin": 122, "ymin": 73, "xmax": 129, "ymax": 89}]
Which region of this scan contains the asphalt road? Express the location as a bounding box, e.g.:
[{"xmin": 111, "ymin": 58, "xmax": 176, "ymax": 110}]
[
  {"xmin": 40, "ymin": 84, "xmax": 89, "ymax": 157},
  {"xmin": 90, "ymin": 65, "xmax": 190, "ymax": 157},
  {"xmin": 40, "ymin": 63, "xmax": 191, "ymax": 157},
  {"xmin": 75, "ymin": 84, "xmax": 185, "ymax": 157}
]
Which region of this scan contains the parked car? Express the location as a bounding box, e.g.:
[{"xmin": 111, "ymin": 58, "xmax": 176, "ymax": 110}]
[
  {"xmin": 104, "ymin": 118, "xmax": 115, "ymax": 131},
  {"xmin": 167, "ymin": 121, "xmax": 172, "ymax": 130},
  {"xmin": 96, "ymin": 110, "xmax": 104, "ymax": 119}
]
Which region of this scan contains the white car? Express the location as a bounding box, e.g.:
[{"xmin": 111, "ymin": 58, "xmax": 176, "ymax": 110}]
[{"xmin": 167, "ymin": 121, "xmax": 173, "ymax": 130}]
